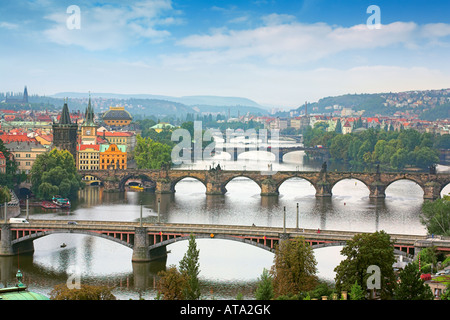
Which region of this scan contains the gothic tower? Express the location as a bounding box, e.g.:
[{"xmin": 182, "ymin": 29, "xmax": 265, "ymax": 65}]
[
  {"xmin": 52, "ymin": 100, "xmax": 78, "ymax": 158},
  {"xmin": 23, "ymin": 86, "xmax": 28, "ymax": 103},
  {"xmin": 80, "ymin": 95, "xmax": 97, "ymax": 145}
]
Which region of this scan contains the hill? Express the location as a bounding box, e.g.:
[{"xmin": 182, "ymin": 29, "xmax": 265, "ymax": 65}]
[{"xmin": 289, "ymin": 88, "xmax": 450, "ymax": 120}]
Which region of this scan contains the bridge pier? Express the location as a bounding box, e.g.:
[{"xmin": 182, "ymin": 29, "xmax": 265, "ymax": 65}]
[
  {"xmin": 369, "ymin": 183, "xmax": 386, "ymax": 198},
  {"xmin": 260, "ymin": 178, "xmax": 279, "ymax": 196},
  {"xmin": 206, "ymin": 182, "xmax": 226, "ymax": 195},
  {"xmin": 103, "ymin": 180, "xmax": 120, "ymax": 192},
  {"xmin": 132, "ymin": 227, "xmax": 151, "ymax": 262},
  {"xmin": 0, "ymin": 224, "xmax": 35, "ymax": 256},
  {"xmin": 0, "ymin": 224, "xmax": 14, "ymax": 256},
  {"xmin": 315, "ymin": 182, "xmax": 332, "ymax": 197},
  {"xmin": 156, "ymin": 178, "xmax": 174, "ymax": 194},
  {"xmin": 423, "ymin": 182, "xmax": 441, "ymax": 200},
  {"xmin": 132, "ymin": 227, "xmax": 168, "ymax": 262}
]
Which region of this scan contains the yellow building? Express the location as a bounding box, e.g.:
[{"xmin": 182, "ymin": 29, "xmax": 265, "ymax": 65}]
[
  {"xmin": 5, "ymin": 141, "xmax": 47, "ymax": 174},
  {"xmin": 77, "ymin": 144, "xmax": 100, "ymax": 171},
  {"xmin": 100, "ymin": 144, "xmax": 127, "ymax": 170},
  {"xmin": 102, "ymin": 106, "xmax": 132, "ymax": 127},
  {"xmin": 98, "ymin": 130, "xmax": 136, "ymax": 157}
]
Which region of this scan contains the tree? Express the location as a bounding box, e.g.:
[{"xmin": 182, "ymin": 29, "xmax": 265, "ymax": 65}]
[
  {"xmin": 420, "ymin": 195, "xmax": 450, "ymax": 236},
  {"xmin": 413, "ymin": 146, "xmax": 439, "ymax": 169},
  {"xmin": 335, "ymin": 119, "xmax": 342, "ymax": 134},
  {"xmin": 156, "ymin": 265, "xmax": 187, "ymax": 300},
  {"xmin": 394, "ymin": 262, "xmax": 434, "ymax": 300},
  {"xmin": 440, "ymin": 284, "xmax": 450, "ymax": 300},
  {"xmin": 390, "ymin": 148, "xmax": 408, "ymax": 169},
  {"xmin": 50, "ymin": 284, "xmax": 116, "ymax": 300},
  {"xmin": 0, "ymin": 186, "xmax": 11, "ymax": 204},
  {"xmin": 349, "ymin": 281, "xmax": 365, "ymax": 300},
  {"xmin": 179, "ymin": 234, "xmax": 201, "ymax": 300},
  {"xmin": 31, "ymin": 148, "xmax": 83, "ymax": 200},
  {"xmin": 271, "ymin": 237, "xmax": 318, "ymax": 298},
  {"xmin": 255, "ymin": 268, "xmax": 274, "ymax": 300},
  {"xmin": 334, "ymin": 231, "xmax": 396, "ymax": 300},
  {"xmin": 134, "ymin": 135, "xmax": 172, "ymax": 170}
]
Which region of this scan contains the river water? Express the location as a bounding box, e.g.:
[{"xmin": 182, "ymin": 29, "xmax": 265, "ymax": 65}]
[{"xmin": 2, "ymin": 146, "xmax": 449, "ymax": 300}]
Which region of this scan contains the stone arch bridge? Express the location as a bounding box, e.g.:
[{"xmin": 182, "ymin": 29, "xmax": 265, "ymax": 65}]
[{"xmin": 78, "ymin": 168, "xmax": 450, "ymax": 200}]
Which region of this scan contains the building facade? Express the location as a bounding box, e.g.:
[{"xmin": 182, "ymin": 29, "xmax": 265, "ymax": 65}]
[
  {"xmin": 77, "ymin": 144, "xmax": 100, "ymax": 171},
  {"xmin": 0, "ymin": 151, "xmax": 5, "ymax": 173},
  {"xmin": 99, "ymin": 143, "xmax": 127, "ymax": 170},
  {"xmin": 5, "ymin": 140, "xmax": 47, "ymax": 174}
]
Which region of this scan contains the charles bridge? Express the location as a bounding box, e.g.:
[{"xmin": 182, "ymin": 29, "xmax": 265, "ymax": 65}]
[{"xmin": 79, "ymin": 166, "xmax": 450, "ymax": 200}]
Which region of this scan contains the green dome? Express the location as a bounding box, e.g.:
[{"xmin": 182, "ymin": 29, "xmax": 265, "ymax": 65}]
[
  {"xmin": 0, "ymin": 270, "xmax": 50, "ymax": 300},
  {"xmin": 0, "ymin": 288, "xmax": 49, "ymax": 300}
]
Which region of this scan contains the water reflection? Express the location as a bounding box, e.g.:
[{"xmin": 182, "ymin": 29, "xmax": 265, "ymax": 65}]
[{"xmin": 11, "ymin": 154, "xmax": 440, "ymax": 299}]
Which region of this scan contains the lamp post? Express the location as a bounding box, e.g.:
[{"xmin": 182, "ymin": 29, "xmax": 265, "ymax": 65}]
[
  {"xmin": 157, "ymin": 198, "xmax": 161, "ymax": 224},
  {"xmin": 139, "ymin": 201, "xmax": 143, "ymax": 227}
]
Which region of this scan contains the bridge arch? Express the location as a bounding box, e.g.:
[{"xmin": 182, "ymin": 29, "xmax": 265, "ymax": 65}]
[
  {"xmin": 118, "ymin": 173, "xmax": 156, "ymax": 191},
  {"xmin": 276, "ymin": 175, "xmax": 317, "ymax": 194},
  {"xmin": 80, "ymin": 172, "xmax": 105, "ymax": 186},
  {"xmin": 11, "ymin": 229, "xmax": 134, "ymax": 250},
  {"xmin": 171, "ymin": 176, "xmax": 207, "ymax": 193},
  {"xmin": 384, "ymin": 178, "xmax": 425, "ymax": 198},
  {"xmin": 148, "ymin": 233, "xmax": 277, "ymax": 254},
  {"xmin": 440, "ymin": 181, "xmax": 450, "ymax": 197},
  {"xmin": 330, "ymin": 178, "xmax": 370, "ymax": 196},
  {"xmin": 223, "ymin": 175, "xmax": 262, "ymax": 191}
]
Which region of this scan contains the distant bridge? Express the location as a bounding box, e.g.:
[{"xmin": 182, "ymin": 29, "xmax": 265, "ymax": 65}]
[
  {"xmin": 77, "ymin": 168, "xmax": 450, "ymax": 200},
  {"xmin": 217, "ymin": 146, "xmax": 328, "ymax": 162},
  {"xmin": 2, "ymin": 219, "xmax": 449, "ymax": 262}
]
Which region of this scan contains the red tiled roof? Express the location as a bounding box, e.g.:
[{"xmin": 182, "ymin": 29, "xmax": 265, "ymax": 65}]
[
  {"xmin": 77, "ymin": 144, "xmax": 100, "ymax": 151},
  {"xmin": 0, "ymin": 134, "xmax": 35, "ymax": 143},
  {"xmin": 97, "ymin": 131, "xmax": 133, "ymax": 137}
]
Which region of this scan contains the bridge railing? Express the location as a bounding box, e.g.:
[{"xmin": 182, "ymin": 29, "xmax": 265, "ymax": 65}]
[{"xmin": 12, "ymin": 219, "xmax": 429, "ymax": 242}]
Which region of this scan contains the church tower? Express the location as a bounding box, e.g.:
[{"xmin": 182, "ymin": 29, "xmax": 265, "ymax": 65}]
[
  {"xmin": 52, "ymin": 99, "xmax": 78, "ymax": 158},
  {"xmin": 23, "ymin": 86, "xmax": 28, "ymax": 103},
  {"xmin": 80, "ymin": 95, "xmax": 97, "ymax": 145}
]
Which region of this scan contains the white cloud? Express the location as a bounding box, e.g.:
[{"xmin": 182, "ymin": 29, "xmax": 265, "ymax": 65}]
[
  {"xmin": 174, "ymin": 20, "xmax": 450, "ymax": 67},
  {"xmin": 261, "ymin": 13, "xmax": 296, "ymax": 26},
  {"xmin": 0, "ymin": 22, "xmax": 19, "ymax": 29},
  {"xmin": 42, "ymin": 0, "xmax": 180, "ymax": 51}
]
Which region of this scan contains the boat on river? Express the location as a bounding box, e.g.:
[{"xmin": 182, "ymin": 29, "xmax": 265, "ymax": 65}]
[
  {"xmin": 51, "ymin": 195, "xmax": 71, "ymax": 208},
  {"xmin": 130, "ymin": 185, "xmax": 144, "ymax": 191},
  {"xmin": 41, "ymin": 201, "xmax": 61, "ymax": 209}
]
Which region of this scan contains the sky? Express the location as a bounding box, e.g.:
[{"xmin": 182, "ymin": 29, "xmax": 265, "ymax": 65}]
[{"xmin": 1, "ymin": 0, "xmax": 450, "ymax": 108}]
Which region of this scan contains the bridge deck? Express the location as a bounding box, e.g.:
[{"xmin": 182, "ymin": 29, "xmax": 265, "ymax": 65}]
[{"xmin": 10, "ymin": 219, "xmax": 435, "ymax": 246}]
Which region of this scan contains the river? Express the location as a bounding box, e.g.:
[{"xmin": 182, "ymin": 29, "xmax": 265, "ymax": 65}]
[{"xmin": 1, "ymin": 147, "xmax": 449, "ymax": 300}]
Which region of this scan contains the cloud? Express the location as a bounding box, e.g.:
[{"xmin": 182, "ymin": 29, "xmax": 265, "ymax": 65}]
[
  {"xmin": 42, "ymin": 0, "xmax": 180, "ymax": 51},
  {"xmin": 261, "ymin": 13, "xmax": 296, "ymax": 26},
  {"xmin": 0, "ymin": 22, "xmax": 19, "ymax": 29},
  {"xmin": 173, "ymin": 20, "xmax": 450, "ymax": 67}
]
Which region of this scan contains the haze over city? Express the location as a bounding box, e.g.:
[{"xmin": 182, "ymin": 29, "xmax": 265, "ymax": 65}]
[{"xmin": 2, "ymin": 0, "xmax": 450, "ymax": 108}]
